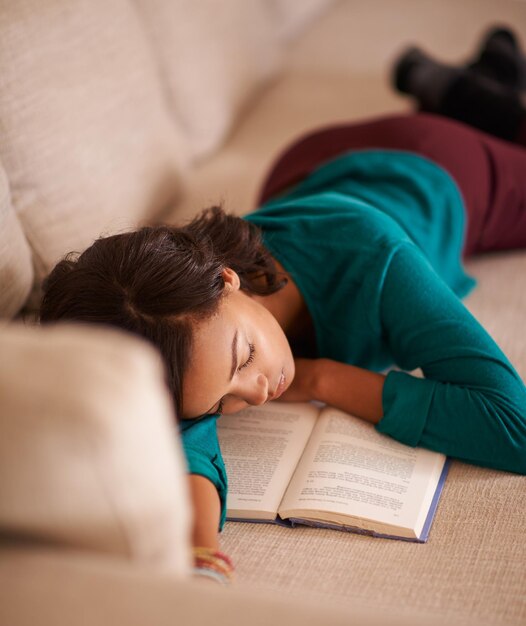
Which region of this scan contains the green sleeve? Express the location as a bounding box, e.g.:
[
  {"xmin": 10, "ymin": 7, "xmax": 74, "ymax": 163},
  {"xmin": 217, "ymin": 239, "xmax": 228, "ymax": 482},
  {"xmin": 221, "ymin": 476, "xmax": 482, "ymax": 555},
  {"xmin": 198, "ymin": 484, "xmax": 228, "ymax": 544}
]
[
  {"xmin": 375, "ymin": 244, "xmax": 526, "ymax": 473},
  {"xmin": 179, "ymin": 415, "xmax": 228, "ymax": 531}
]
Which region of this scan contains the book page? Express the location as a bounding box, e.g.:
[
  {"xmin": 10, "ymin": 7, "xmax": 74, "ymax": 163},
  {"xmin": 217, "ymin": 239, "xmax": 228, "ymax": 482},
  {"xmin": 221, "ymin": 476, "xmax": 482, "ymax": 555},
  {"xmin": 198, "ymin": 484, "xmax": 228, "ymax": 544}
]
[
  {"xmin": 217, "ymin": 402, "xmax": 319, "ymax": 520},
  {"xmin": 278, "ymin": 407, "xmax": 446, "ymax": 538}
]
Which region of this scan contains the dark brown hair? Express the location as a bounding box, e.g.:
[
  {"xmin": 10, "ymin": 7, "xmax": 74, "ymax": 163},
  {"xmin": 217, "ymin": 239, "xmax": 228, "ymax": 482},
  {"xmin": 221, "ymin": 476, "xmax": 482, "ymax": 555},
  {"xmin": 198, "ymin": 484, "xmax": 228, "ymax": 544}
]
[{"xmin": 40, "ymin": 206, "xmax": 285, "ymax": 417}]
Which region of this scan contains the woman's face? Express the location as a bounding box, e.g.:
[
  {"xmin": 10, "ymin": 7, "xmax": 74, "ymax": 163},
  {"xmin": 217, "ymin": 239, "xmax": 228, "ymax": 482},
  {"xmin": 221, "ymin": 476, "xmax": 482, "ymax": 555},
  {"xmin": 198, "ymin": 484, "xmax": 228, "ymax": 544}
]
[{"xmin": 181, "ymin": 269, "xmax": 295, "ymax": 419}]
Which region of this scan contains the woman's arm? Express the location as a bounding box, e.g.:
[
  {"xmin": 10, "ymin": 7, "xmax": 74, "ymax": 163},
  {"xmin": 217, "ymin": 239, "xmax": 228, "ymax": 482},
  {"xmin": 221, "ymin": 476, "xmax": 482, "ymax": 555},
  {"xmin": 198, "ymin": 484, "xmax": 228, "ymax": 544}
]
[
  {"xmin": 375, "ymin": 244, "xmax": 526, "ymax": 473},
  {"xmin": 179, "ymin": 416, "xmax": 234, "ymax": 581},
  {"xmin": 284, "ymin": 244, "xmax": 526, "ymax": 474},
  {"xmin": 188, "ymin": 474, "xmax": 220, "ymax": 549},
  {"xmin": 188, "ymin": 474, "xmax": 235, "ymax": 584}
]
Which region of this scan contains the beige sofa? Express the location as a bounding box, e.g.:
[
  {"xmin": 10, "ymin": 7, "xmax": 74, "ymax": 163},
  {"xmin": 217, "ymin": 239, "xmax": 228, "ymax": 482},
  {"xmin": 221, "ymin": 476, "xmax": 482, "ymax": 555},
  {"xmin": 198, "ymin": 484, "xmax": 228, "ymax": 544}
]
[{"xmin": 1, "ymin": 1, "xmax": 525, "ymax": 625}]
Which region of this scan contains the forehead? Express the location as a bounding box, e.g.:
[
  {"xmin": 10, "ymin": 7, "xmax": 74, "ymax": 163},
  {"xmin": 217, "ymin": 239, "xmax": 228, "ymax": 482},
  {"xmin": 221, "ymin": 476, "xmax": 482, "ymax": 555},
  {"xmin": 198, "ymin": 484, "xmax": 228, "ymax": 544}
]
[{"xmin": 181, "ymin": 303, "xmax": 236, "ymax": 418}]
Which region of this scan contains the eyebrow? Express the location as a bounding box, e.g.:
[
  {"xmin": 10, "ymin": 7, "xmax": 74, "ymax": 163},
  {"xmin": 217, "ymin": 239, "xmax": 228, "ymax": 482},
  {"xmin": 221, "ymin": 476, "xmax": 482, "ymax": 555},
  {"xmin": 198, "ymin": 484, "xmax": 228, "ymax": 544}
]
[{"xmin": 229, "ymin": 329, "xmax": 239, "ymax": 381}]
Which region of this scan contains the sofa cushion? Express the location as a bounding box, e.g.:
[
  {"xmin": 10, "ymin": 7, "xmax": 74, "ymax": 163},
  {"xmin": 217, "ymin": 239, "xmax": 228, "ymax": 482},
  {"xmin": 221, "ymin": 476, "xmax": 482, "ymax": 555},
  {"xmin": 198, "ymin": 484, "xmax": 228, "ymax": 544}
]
[
  {"xmin": 133, "ymin": 0, "xmax": 282, "ymax": 162},
  {"xmin": 268, "ymin": 0, "xmax": 337, "ymax": 41},
  {"xmin": 0, "ymin": 323, "xmax": 191, "ymax": 573},
  {"xmin": 0, "ymin": 0, "xmax": 186, "ymax": 292},
  {"xmin": 0, "ymin": 162, "xmax": 33, "ymax": 318},
  {"xmin": 168, "ymin": 74, "xmax": 403, "ymax": 225},
  {"xmin": 0, "ymin": 547, "xmax": 467, "ymax": 626}
]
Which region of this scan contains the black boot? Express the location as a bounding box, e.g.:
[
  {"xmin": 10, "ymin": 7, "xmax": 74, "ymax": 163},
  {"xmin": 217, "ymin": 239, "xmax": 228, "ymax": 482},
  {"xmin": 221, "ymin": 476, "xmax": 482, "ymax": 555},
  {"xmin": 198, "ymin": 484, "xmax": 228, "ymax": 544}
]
[
  {"xmin": 392, "ymin": 46, "xmax": 525, "ymax": 142},
  {"xmin": 439, "ymin": 72, "xmax": 524, "ymax": 142},
  {"xmin": 393, "ymin": 47, "xmax": 461, "ymax": 110},
  {"xmin": 467, "ymin": 26, "xmax": 526, "ymax": 91}
]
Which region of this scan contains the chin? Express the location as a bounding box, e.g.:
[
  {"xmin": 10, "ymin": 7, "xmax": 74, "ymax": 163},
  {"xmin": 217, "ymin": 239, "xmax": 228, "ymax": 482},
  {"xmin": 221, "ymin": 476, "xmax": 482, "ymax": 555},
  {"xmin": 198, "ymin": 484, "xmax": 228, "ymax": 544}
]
[
  {"xmin": 288, "ymin": 356, "xmax": 296, "ymax": 382},
  {"xmin": 282, "ymin": 353, "xmax": 295, "ymax": 392}
]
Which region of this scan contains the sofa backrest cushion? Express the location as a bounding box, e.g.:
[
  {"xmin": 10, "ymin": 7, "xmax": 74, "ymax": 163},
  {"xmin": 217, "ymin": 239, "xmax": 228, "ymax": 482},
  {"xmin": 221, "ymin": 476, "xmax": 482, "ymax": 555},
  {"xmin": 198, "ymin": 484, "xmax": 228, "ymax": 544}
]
[
  {"xmin": 0, "ymin": 323, "xmax": 191, "ymax": 574},
  {"xmin": 268, "ymin": 0, "xmax": 336, "ymax": 41},
  {"xmin": 0, "ymin": 162, "xmax": 33, "ymax": 318},
  {"xmin": 133, "ymin": 0, "xmax": 283, "ymax": 162},
  {"xmin": 0, "ymin": 0, "xmax": 186, "ymax": 298}
]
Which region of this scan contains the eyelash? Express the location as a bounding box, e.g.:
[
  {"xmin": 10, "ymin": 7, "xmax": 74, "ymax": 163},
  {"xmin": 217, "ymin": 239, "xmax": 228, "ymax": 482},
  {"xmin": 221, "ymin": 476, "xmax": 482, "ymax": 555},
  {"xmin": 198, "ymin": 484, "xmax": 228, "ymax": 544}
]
[
  {"xmin": 238, "ymin": 343, "xmax": 255, "ymax": 371},
  {"xmin": 215, "ymin": 344, "xmax": 255, "ymax": 415}
]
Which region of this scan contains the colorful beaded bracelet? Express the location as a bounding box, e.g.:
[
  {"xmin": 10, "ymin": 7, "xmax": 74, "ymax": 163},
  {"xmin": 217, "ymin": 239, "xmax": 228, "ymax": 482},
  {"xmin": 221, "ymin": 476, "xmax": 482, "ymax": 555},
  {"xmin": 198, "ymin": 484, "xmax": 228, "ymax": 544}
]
[{"xmin": 192, "ymin": 547, "xmax": 235, "ymax": 584}]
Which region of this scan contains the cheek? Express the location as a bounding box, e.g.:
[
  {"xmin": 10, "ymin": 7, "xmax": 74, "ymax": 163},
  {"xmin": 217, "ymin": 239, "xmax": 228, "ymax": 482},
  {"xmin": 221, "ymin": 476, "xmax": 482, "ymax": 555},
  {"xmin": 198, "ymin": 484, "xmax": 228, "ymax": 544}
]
[
  {"xmin": 260, "ymin": 316, "xmax": 294, "ymax": 366},
  {"xmin": 246, "ymin": 299, "xmax": 294, "ymax": 371}
]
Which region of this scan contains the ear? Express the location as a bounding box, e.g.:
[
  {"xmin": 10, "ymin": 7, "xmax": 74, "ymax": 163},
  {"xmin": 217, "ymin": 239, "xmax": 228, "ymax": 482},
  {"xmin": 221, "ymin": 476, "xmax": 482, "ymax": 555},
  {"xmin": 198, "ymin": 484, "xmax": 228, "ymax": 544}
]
[{"xmin": 222, "ymin": 267, "xmax": 241, "ymax": 293}]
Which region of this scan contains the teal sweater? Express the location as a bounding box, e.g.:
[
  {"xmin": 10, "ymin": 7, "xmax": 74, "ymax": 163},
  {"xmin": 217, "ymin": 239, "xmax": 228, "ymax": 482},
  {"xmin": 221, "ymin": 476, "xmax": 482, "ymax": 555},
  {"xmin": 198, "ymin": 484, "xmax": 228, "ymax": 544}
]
[{"xmin": 180, "ymin": 150, "xmax": 526, "ymax": 530}]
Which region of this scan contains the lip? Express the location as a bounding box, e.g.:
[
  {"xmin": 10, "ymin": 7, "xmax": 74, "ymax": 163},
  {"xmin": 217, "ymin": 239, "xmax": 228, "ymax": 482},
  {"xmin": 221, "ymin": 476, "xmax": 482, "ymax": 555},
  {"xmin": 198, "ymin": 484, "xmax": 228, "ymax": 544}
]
[{"xmin": 271, "ymin": 369, "xmax": 286, "ymax": 400}]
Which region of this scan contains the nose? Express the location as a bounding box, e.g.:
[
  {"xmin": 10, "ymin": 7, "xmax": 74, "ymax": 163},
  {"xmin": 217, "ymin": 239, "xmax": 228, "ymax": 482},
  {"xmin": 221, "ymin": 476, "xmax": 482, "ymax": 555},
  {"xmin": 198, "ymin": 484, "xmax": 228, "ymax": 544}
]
[{"xmin": 243, "ymin": 373, "xmax": 269, "ymax": 406}]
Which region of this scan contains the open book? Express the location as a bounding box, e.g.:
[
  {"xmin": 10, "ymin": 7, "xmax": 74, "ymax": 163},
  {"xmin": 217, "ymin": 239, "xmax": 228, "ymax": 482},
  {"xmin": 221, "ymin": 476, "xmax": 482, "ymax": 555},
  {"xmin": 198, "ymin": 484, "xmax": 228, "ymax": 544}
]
[{"xmin": 217, "ymin": 402, "xmax": 449, "ymax": 542}]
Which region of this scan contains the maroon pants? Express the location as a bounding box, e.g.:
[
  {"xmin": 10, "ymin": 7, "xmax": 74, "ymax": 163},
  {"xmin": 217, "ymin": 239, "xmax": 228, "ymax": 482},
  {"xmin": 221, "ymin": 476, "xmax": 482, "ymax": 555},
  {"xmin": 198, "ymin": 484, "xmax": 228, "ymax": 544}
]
[{"xmin": 257, "ymin": 113, "xmax": 526, "ymax": 257}]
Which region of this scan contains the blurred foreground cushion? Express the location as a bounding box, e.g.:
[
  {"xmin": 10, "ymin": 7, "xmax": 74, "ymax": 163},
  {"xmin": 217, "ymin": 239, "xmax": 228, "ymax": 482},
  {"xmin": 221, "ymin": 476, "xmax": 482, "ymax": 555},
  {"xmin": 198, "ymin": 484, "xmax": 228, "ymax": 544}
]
[{"xmin": 0, "ymin": 323, "xmax": 191, "ymax": 574}]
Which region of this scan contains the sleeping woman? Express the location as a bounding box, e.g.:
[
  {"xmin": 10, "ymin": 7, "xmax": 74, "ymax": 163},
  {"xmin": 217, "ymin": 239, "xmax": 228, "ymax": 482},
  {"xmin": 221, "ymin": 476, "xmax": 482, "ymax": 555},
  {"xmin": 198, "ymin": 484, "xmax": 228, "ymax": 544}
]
[{"xmin": 39, "ymin": 28, "xmax": 526, "ymax": 585}]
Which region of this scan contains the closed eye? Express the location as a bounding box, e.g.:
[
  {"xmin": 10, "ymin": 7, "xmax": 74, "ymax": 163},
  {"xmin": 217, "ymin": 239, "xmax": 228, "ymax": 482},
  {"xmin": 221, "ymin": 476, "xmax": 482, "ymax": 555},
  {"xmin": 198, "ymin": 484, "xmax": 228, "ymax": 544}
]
[
  {"xmin": 206, "ymin": 343, "xmax": 255, "ymax": 416},
  {"xmin": 238, "ymin": 343, "xmax": 255, "ymax": 371}
]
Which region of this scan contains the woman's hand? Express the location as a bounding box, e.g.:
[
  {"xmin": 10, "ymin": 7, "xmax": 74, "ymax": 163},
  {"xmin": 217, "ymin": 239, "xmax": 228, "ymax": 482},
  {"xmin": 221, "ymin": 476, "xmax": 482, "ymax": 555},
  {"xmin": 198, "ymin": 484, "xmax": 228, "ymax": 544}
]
[
  {"xmin": 281, "ymin": 357, "xmax": 385, "ymax": 424},
  {"xmin": 279, "ymin": 358, "xmax": 324, "ymax": 403}
]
